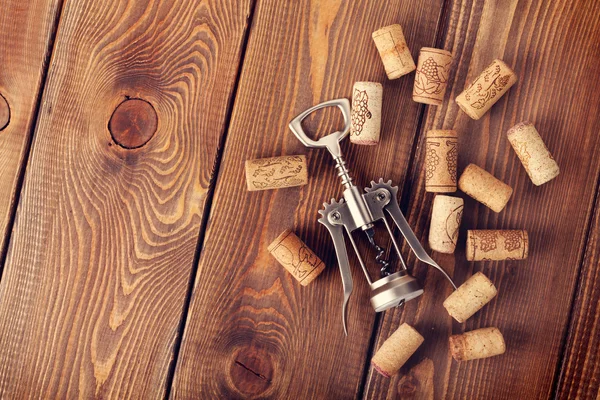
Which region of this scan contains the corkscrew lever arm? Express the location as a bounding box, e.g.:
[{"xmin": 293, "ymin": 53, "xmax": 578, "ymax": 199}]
[
  {"xmin": 383, "ymin": 197, "xmax": 457, "ymax": 289},
  {"xmin": 318, "ymin": 207, "xmax": 353, "ymax": 335}
]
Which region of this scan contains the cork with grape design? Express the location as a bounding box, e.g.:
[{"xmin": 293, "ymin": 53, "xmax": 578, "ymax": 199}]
[
  {"xmin": 351, "ymin": 82, "xmax": 382, "ymax": 145},
  {"xmin": 413, "ymin": 47, "xmax": 453, "ymax": 105},
  {"xmin": 425, "ymin": 130, "xmax": 458, "ymax": 192},
  {"xmin": 455, "ymin": 59, "xmax": 517, "ymax": 120},
  {"xmin": 245, "ymin": 155, "xmax": 308, "ymax": 191},
  {"xmin": 466, "ymin": 230, "xmax": 529, "ymax": 261}
]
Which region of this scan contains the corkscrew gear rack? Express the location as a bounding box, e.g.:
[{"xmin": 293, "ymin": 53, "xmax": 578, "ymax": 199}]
[{"xmin": 289, "ymin": 98, "xmax": 457, "ymax": 335}]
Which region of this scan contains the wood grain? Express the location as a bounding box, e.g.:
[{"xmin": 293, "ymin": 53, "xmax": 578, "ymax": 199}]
[
  {"xmin": 0, "ymin": 0, "xmax": 251, "ymax": 397},
  {"xmin": 170, "ymin": 0, "xmax": 446, "ymax": 397},
  {"xmin": 0, "ymin": 0, "xmax": 62, "ymax": 265},
  {"xmin": 556, "ymin": 188, "xmax": 600, "ymax": 399},
  {"xmin": 365, "ymin": 0, "xmax": 600, "ymax": 399}
]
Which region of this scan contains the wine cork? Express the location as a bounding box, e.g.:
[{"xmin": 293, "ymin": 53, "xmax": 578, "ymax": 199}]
[
  {"xmin": 458, "ymin": 164, "xmax": 513, "ymax": 213},
  {"xmin": 455, "ymin": 59, "xmax": 517, "ymax": 120},
  {"xmin": 449, "ymin": 327, "xmax": 506, "ymax": 361},
  {"xmin": 245, "ymin": 155, "xmax": 308, "ymax": 191},
  {"xmin": 466, "ymin": 230, "xmax": 529, "ymax": 261},
  {"xmin": 351, "ymin": 82, "xmax": 382, "ymax": 145},
  {"xmin": 443, "ymin": 272, "xmax": 497, "ymax": 322},
  {"xmin": 268, "ymin": 230, "xmax": 325, "ymax": 286},
  {"xmin": 507, "ymin": 122, "xmax": 560, "ymax": 186},
  {"xmin": 372, "ymin": 24, "xmax": 416, "ymax": 80},
  {"xmin": 428, "ymin": 195, "xmax": 463, "ymax": 254},
  {"xmin": 425, "ymin": 130, "xmax": 458, "ymax": 192},
  {"xmin": 413, "ymin": 47, "xmax": 453, "ymax": 106},
  {"xmin": 371, "ymin": 323, "xmax": 424, "ymax": 377}
]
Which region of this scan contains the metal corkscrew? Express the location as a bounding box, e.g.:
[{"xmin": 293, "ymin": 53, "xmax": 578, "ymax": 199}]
[{"xmin": 289, "ymin": 98, "xmax": 456, "ymax": 335}]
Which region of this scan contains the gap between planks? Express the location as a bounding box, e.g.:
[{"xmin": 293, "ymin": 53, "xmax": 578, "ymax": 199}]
[{"xmin": 163, "ymin": 1, "xmax": 259, "ymax": 398}]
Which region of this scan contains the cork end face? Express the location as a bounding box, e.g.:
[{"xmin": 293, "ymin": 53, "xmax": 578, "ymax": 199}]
[
  {"xmin": 298, "ymin": 261, "xmax": 325, "ymax": 286},
  {"xmin": 506, "ymin": 121, "xmax": 534, "ymax": 138},
  {"xmin": 458, "ymin": 164, "xmax": 476, "ymax": 188},
  {"xmin": 387, "ymin": 66, "xmax": 416, "ymax": 80},
  {"xmin": 413, "ymin": 96, "xmax": 442, "ymax": 106},
  {"xmin": 442, "ymin": 303, "xmax": 466, "ymax": 323},
  {"xmin": 531, "ymin": 167, "xmax": 560, "ymax": 186},
  {"xmin": 521, "ymin": 231, "xmax": 530, "ymax": 259},
  {"xmin": 465, "ymin": 230, "xmax": 474, "ymax": 261},
  {"xmin": 494, "ymin": 328, "xmax": 507, "ymax": 354},
  {"xmin": 490, "ymin": 200, "xmax": 509, "ymax": 213},
  {"xmin": 372, "ymin": 24, "xmax": 402, "ymax": 38},
  {"xmin": 425, "ymin": 186, "xmax": 457, "ymax": 193},
  {"xmin": 493, "ymin": 59, "xmax": 517, "ymax": 78},
  {"xmin": 350, "ymin": 139, "xmax": 379, "ymax": 146},
  {"xmin": 448, "ymin": 335, "xmax": 466, "ymax": 361},
  {"xmin": 267, "ymin": 229, "xmax": 293, "ymax": 253},
  {"xmin": 473, "ymin": 271, "xmax": 497, "ymax": 294},
  {"xmin": 455, "ymin": 97, "xmax": 481, "ymax": 120},
  {"xmin": 427, "ymin": 129, "xmax": 458, "ymax": 138},
  {"xmin": 493, "ymin": 186, "xmax": 513, "ymax": 213},
  {"xmin": 420, "ymin": 47, "xmax": 452, "ymax": 57},
  {"xmin": 371, "ymin": 361, "xmax": 391, "ymax": 378},
  {"xmin": 429, "ymin": 243, "xmax": 456, "ymax": 254},
  {"xmin": 353, "ymin": 81, "xmax": 383, "ymax": 90}
]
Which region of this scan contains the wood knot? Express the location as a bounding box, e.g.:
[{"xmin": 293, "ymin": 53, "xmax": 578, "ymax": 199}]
[
  {"xmin": 0, "ymin": 93, "xmax": 10, "ymax": 131},
  {"xmin": 108, "ymin": 98, "xmax": 157, "ymax": 149},
  {"xmin": 230, "ymin": 347, "xmax": 273, "ymax": 397},
  {"xmin": 397, "ymin": 358, "xmax": 434, "ymax": 399}
]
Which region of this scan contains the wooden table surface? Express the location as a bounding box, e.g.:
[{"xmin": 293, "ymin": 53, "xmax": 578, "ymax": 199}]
[{"xmin": 0, "ymin": 0, "xmax": 598, "ymax": 398}]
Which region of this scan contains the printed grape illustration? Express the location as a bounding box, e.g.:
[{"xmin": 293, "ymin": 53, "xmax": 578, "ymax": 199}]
[
  {"xmin": 351, "ymin": 89, "xmax": 371, "ymax": 136},
  {"xmin": 421, "ymin": 57, "xmax": 440, "ymax": 82},
  {"xmin": 502, "ymin": 231, "xmax": 523, "ymax": 252},
  {"xmin": 425, "ymin": 143, "xmax": 440, "ymax": 182},
  {"xmin": 415, "ymin": 57, "xmax": 449, "ymax": 96},
  {"xmin": 479, "ymin": 231, "xmax": 499, "ymax": 252}
]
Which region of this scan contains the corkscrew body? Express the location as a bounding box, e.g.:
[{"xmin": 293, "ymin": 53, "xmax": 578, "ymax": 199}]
[{"xmin": 289, "ymin": 98, "xmax": 456, "ymax": 335}]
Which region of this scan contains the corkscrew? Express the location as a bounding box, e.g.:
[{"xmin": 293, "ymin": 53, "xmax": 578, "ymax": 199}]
[{"xmin": 289, "ymin": 98, "xmax": 456, "ymax": 335}]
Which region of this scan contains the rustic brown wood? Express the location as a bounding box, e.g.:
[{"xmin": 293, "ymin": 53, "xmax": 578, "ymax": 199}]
[
  {"xmin": 365, "ymin": 0, "xmax": 600, "ymax": 399},
  {"xmin": 108, "ymin": 98, "xmax": 158, "ymax": 149},
  {"xmin": 170, "ymin": 0, "xmax": 446, "ymax": 397},
  {"xmin": 556, "ymin": 189, "xmax": 600, "ymax": 399},
  {"xmin": 0, "ymin": 0, "xmax": 252, "ymax": 397},
  {"xmin": 1, "ymin": 0, "xmax": 598, "ymax": 397},
  {"xmin": 0, "ymin": 0, "xmax": 62, "ymax": 261}
]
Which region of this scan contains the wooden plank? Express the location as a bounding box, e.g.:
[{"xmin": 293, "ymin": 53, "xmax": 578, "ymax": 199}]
[
  {"xmin": 0, "ymin": 0, "xmax": 252, "ymax": 397},
  {"xmin": 0, "ymin": 0, "xmax": 62, "ymax": 265},
  {"xmin": 170, "ymin": 0, "xmax": 447, "ymax": 398},
  {"xmin": 556, "ymin": 187, "xmax": 600, "ymax": 399},
  {"xmin": 364, "ymin": 0, "xmax": 600, "ymax": 398}
]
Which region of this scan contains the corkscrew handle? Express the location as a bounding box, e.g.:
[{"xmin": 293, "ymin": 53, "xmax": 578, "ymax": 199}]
[{"xmin": 288, "ymin": 98, "xmax": 351, "ymax": 160}]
